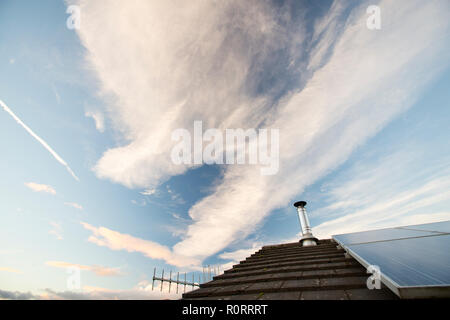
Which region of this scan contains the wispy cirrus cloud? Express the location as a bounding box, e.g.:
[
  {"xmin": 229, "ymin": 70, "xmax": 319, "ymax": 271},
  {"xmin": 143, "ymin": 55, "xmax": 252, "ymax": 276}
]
[
  {"xmin": 48, "ymin": 221, "xmax": 63, "ymax": 240},
  {"xmin": 24, "ymin": 182, "xmax": 56, "ymax": 195},
  {"xmin": 80, "ymin": 222, "xmax": 199, "ymax": 268},
  {"xmin": 312, "ymin": 153, "xmax": 450, "ymax": 239},
  {"xmin": 140, "ymin": 188, "xmax": 156, "ymax": 196},
  {"xmin": 73, "ymin": 0, "xmax": 450, "ymax": 265},
  {"xmin": 74, "ymin": 0, "xmax": 299, "ymax": 189},
  {"xmin": 64, "ymin": 202, "xmax": 83, "ymax": 210},
  {"xmin": 173, "ymin": 0, "xmax": 450, "ymax": 261},
  {"xmin": 219, "ymin": 246, "xmax": 260, "ymax": 262},
  {"xmin": 0, "ymin": 267, "xmax": 23, "ymax": 274},
  {"xmin": 0, "ymin": 100, "xmax": 79, "ymax": 181},
  {"xmin": 45, "ymin": 260, "xmax": 123, "ymax": 277}
]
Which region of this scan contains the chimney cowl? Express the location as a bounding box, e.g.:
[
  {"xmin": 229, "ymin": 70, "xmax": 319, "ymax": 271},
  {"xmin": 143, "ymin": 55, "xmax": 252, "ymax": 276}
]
[{"xmin": 294, "ymin": 201, "xmax": 307, "ymax": 208}]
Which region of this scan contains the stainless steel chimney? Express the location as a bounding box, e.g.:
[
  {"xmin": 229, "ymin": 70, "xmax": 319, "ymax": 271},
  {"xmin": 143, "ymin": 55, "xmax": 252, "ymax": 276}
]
[{"xmin": 294, "ymin": 201, "xmax": 318, "ymax": 246}]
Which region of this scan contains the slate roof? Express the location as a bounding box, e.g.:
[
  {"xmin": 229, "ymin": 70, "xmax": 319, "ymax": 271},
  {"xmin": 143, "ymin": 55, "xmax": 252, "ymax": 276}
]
[{"xmin": 182, "ymin": 239, "xmax": 398, "ymax": 300}]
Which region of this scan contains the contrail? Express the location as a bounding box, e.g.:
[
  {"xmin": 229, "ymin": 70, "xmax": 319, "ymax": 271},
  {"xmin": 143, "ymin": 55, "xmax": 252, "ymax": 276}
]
[{"xmin": 0, "ymin": 99, "xmax": 79, "ymax": 181}]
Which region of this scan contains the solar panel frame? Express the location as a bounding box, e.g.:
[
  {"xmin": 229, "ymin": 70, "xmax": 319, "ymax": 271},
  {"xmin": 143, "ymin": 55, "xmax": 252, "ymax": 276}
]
[{"xmin": 333, "ymin": 227, "xmax": 437, "ymax": 246}]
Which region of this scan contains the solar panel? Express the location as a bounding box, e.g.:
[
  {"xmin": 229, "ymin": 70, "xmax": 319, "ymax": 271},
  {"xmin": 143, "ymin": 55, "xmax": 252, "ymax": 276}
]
[{"xmin": 332, "ymin": 220, "xmax": 450, "ymax": 299}]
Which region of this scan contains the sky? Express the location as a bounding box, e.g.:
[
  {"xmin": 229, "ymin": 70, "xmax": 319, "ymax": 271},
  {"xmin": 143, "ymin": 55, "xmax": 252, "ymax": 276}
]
[{"xmin": 0, "ymin": 0, "xmax": 449, "ymax": 300}]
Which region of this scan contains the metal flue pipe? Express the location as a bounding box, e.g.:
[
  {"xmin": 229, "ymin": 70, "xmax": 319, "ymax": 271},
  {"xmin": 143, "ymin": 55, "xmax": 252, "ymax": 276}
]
[{"xmin": 294, "ymin": 201, "xmax": 318, "ymax": 247}]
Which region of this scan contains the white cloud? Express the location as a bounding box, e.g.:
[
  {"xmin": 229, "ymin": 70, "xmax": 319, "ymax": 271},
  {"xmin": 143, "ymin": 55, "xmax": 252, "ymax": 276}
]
[
  {"xmin": 73, "ymin": 0, "xmax": 450, "ymax": 265},
  {"xmin": 49, "ymin": 221, "xmax": 63, "ymax": 240},
  {"xmin": 166, "ymin": 185, "xmax": 185, "ymax": 205},
  {"xmin": 131, "ymin": 199, "xmax": 146, "ymax": 207},
  {"xmin": 74, "ymin": 0, "xmax": 295, "ymax": 189},
  {"xmin": 311, "ymin": 152, "xmax": 450, "ymax": 239},
  {"xmin": 140, "ymin": 188, "xmax": 156, "ymax": 196},
  {"xmin": 46, "ymin": 260, "xmax": 123, "ymax": 277},
  {"xmin": 219, "ymin": 243, "xmax": 261, "ymax": 266},
  {"xmin": 1, "ymin": 100, "xmax": 79, "ymax": 181},
  {"xmin": 24, "ymin": 182, "xmax": 56, "ymax": 195},
  {"xmin": 64, "ymin": 202, "xmax": 83, "ymax": 210},
  {"xmin": 0, "ymin": 267, "xmax": 22, "ymax": 274},
  {"xmin": 80, "ymin": 222, "xmax": 199, "ymax": 268},
  {"xmin": 173, "ymin": 0, "xmax": 450, "ymax": 260}
]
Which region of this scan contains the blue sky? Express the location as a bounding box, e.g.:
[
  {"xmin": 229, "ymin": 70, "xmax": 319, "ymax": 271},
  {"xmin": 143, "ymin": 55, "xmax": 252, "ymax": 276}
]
[{"xmin": 1, "ymin": 0, "xmax": 449, "ymax": 299}]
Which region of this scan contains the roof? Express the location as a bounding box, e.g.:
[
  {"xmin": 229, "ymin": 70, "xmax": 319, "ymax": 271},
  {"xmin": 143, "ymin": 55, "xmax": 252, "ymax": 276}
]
[{"xmin": 182, "ymin": 239, "xmax": 398, "ymax": 300}]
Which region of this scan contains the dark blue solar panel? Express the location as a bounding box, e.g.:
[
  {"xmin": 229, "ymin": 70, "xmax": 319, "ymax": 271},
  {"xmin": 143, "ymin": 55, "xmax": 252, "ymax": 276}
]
[{"xmin": 347, "ymin": 234, "xmax": 450, "ymax": 287}]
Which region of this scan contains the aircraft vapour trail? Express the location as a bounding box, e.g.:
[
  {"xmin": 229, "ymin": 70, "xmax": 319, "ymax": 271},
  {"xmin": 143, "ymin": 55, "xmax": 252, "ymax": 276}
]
[{"xmin": 0, "ymin": 99, "xmax": 79, "ymax": 181}]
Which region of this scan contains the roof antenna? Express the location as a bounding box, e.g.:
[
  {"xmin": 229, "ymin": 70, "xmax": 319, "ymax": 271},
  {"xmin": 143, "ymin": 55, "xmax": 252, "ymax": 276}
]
[{"xmin": 294, "ymin": 201, "xmax": 318, "ymax": 246}]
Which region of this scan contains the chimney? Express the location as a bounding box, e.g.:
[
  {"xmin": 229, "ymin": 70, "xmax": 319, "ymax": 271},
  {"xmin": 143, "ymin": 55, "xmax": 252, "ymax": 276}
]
[{"xmin": 294, "ymin": 201, "xmax": 318, "ymax": 246}]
